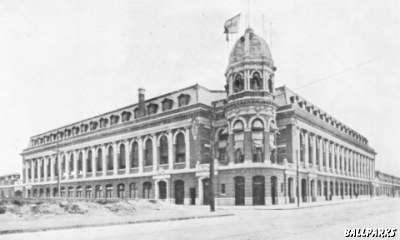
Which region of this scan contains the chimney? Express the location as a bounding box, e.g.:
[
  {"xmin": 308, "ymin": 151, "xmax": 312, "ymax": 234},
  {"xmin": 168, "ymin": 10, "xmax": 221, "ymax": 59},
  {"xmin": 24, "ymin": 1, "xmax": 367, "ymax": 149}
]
[{"xmin": 138, "ymin": 88, "xmax": 146, "ymax": 118}]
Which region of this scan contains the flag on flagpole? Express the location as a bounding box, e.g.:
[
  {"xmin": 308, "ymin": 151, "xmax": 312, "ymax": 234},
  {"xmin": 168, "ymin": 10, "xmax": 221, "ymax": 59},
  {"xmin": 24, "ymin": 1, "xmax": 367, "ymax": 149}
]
[{"xmin": 224, "ymin": 13, "xmax": 241, "ymax": 41}]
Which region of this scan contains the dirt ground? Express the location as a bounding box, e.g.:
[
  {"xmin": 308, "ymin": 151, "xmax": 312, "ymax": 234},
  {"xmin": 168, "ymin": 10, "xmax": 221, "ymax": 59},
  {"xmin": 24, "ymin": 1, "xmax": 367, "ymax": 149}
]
[{"xmin": 0, "ymin": 199, "xmax": 225, "ymax": 233}]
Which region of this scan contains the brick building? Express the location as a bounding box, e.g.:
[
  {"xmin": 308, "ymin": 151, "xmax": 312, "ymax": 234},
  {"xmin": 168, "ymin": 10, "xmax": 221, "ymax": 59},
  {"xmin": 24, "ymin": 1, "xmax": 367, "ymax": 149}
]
[{"xmin": 21, "ymin": 28, "xmax": 378, "ymax": 205}]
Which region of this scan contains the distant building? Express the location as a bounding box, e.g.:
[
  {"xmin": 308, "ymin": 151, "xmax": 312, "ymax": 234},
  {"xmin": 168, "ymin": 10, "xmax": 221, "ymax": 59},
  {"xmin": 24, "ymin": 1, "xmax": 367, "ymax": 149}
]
[
  {"xmin": 374, "ymin": 171, "xmax": 400, "ymax": 197},
  {"xmin": 0, "ymin": 173, "xmax": 22, "ymax": 198},
  {"xmin": 21, "ymin": 28, "xmax": 380, "ymax": 205}
]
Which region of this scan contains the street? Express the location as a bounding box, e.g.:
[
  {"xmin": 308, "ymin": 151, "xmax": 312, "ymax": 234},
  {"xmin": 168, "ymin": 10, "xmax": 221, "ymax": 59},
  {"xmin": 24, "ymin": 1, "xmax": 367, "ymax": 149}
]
[{"xmin": 2, "ymin": 198, "xmax": 399, "ymax": 240}]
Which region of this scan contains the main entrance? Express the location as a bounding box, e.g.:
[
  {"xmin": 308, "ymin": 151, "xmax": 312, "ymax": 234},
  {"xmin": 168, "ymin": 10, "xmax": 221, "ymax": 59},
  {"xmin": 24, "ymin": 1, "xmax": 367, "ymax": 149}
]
[
  {"xmin": 174, "ymin": 180, "xmax": 184, "ymax": 204},
  {"xmin": 252, "ymin": 176, "xmax": 265, "ymax": 205},
  {"xmin": 234, "ymin": 176, "xmax": 245, "ymax": 205}
]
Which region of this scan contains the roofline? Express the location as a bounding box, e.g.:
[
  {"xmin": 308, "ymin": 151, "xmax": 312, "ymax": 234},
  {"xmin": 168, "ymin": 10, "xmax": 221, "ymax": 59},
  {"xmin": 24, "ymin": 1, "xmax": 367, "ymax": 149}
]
[
  {"xmin": 276, "ymin": 85, "xmax": 369, "ymax": 141},
  {"xmin": 0, "ymin": 173, "xmax": 20, "ymax": 178},
  {"xmin": 29, "ymin": 83, "xmax": 224, "ymax": 139}
]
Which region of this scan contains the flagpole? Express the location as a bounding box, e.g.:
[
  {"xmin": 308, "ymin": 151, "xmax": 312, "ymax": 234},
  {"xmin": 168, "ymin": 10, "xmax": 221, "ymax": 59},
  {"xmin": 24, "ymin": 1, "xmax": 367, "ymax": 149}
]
[
  {"xmin": 247, "ymin": 0, "xmax": 250, "ymax": 27},
  {"xmin": 262, "ymin": 14, "xmax": 265, "ymax": 39},
  {"xmin": 270, "ymin": 21, "xmax": 273, "ymax": 52}
]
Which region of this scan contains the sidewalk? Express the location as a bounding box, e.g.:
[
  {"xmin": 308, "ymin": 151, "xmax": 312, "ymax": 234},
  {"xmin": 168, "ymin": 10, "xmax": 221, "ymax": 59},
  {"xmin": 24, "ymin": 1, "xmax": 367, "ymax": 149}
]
[
  {"xmin": 217, "ymin": 197, "xmax": 388, "ymax": 211},
  {"xmin": 0, "ymin": 206, "xmax": 232, "ymax": 235}
]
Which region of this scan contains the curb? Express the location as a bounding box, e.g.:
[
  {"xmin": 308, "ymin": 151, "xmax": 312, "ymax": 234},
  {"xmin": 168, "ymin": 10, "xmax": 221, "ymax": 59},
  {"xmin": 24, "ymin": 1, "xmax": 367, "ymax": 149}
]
[
  {"xmin": 219, "ymin": 198, "xmax": 381, "ymax": 211},
  {"xmin": 0, "ymin": 213, "xmax": 233, "ymax": 235}
]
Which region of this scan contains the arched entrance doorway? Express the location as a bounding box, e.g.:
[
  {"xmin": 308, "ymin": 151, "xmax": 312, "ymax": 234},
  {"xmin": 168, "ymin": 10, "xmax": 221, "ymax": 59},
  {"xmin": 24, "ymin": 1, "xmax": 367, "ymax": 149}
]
[
  {"xmin": 158, "ymin": 181, "xmax": 167, "ymax": 200},
  {"xmin": 252, "ymin": 176, "xmax": 265, "ymax": 205},
  {"xmin": 202, "ymin": 178, "xmax": 210, "ymax": 205},
  {"xmin": 174, "ymin": 180, "xmax": 184, "ymax": 204},
  {"xmin": 271, "ymin": 176, "xmax": 278, "ymax": 205},
  {"xmin": 234, "ymin": 176, "xmax": 245, "ymax": 205}
]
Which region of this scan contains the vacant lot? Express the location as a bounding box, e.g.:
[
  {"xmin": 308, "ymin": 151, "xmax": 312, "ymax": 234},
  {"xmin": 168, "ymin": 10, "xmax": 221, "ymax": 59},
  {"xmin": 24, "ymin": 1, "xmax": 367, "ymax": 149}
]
[{"xmin": 0, "ymin": 199, "xmax": 226, "ymax": 234}]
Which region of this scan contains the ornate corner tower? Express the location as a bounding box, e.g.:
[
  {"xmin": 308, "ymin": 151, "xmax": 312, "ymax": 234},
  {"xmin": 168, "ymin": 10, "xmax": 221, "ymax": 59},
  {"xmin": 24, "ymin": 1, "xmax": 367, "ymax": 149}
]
[{"xmin": 223, "ymin": 28, "xmax": 278, "ymax": 164}]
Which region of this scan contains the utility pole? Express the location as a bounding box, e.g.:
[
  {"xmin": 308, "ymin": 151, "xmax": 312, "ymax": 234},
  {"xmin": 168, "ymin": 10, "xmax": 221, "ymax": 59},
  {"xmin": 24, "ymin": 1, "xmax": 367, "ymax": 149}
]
[{"xmin": 209, "ymin": 103, "xmax": 216, "ymax": 212}]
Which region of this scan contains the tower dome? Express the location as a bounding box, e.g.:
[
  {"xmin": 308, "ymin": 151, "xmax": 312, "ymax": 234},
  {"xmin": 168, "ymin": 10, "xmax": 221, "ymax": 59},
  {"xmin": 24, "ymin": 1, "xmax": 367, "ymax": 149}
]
[{"xmin": 228, "ymin": 28, "xmax": 273, "ymax": 67}]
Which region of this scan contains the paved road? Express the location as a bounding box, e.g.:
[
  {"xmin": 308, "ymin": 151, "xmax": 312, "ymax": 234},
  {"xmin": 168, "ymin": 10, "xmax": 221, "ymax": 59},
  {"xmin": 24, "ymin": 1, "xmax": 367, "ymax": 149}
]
[{"xmin": 3, "ymin": 198, "xmax": 400, "ymax": 240}]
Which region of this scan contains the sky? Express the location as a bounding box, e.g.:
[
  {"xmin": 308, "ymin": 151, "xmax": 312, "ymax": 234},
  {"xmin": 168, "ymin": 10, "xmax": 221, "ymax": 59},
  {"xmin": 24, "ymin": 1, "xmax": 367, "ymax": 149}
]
[{"xmin": 0, "ymin": 0, "xmax": 399, "ymax": 177}]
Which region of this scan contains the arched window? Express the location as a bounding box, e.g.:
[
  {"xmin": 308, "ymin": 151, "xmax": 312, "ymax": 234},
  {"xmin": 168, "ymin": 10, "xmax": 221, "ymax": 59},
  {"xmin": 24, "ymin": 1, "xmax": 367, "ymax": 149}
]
[
  {"xmin": 251, "ymin": 119, "xmax": 264, "ymax": 163},
  {"xmin": 87, "ymin": 150, "xmax": 92, "ymax": 173},
  {"xmin": 233, "ymin": 74, "xmax": 244, "ymax": 93},
  {"xmin": 316, "ymin": 138, "xmax": 320, "ymax": 165},
  {"xmin": 95, "ymin": 185, "xmax": 102, "ymax": 198},
  {"xmin": 53, "ymin": 188, "xmax": 58, "ymax": 197},
  {"xmin": 60, "ymin": 187, "xmax": 66, "ymax": 198},
  {"xmin": 250, "ymin": 72, "xmax": 262, "ymax": 90},
  {"xmin": 27, "ymin": 161, "xmax": 32, "ymax": 179},
  {"xmin": 47, "ymin": 159, "xmax": 51, "ymax": 177},
  {"xmin": 97, "ymin": 148, "xmax": 103, "ymax": 172},
  {"xmin": 334, "ymin": 145, "xmax": 337, "ymax": 169},
  {"xmin": 133, "ymin": 108, "xmax": 139, "ymax": 119},
  {"xmin": 329, "ymin": 143, "xmax": 333, "ymax": 168},
  {"xmin": 300, "ymin": 133, "xmax": 305, "ymax": 162},
  {"xmin": 76, "ymin": 186, "xmax": 82, "ymax": 198},
  {"xmin": 162, "ymin": 99, "xmax": 173, "ymax": 111},
  {"xmin": 129, "ymin": 183, "xmax": 137, "ymax": 198},
  {"xmin": 119, "ymin": 144, "xmax": 126, "ymax": 170},
  {"xmin": 322, "ymin": 141, "xmax": 327, "ymax": 167},
  {"xmin": 121, "ymin": 111, "xmax": 131, "ymax": 122},
  {"xmin": 117, "ymin": 184, "xmax": 125, "ymax": 198},
  {"xmin": 175, "ymin": 133, "xmax": 185, "ymax": 163},
  {"xmin": 107, "ymin": 146, "xmax": 114, "ymax": 171},
  {"xmin": 105, "ymin": 184, "xmax": 113, "ymax": 198},
  {"xmin": 233, "ymin": 121, "xmax": 244, "ymax": 163},
  {"xmin": 85, "ymin": 186, "xmax": 92, "ymax": 198},
  {"xmin": 69, "ymin": 154, "xmax": 74, "ymax": 176},
  {"xmin": 308, "ymin": 135, "xmax": 313, "ymax": 164},
  {"xmin": 54, "ymin": 157, "xmax": 58, "ymax": 177},
  {"xmin": 131, "ymin": 141, "xmax": 139, "ymax": 168},
  {"xmin": 40, "ymin": 159, "xmax": 44, "ymax": 178},
  {"xmin": 159, "ymin": 135, "xmax": 169, "ymax": 165},
  {"xmin": 68, "ymin": 186, "xmax": 74, "ymax": 198},
  {"xmin": 78, "ymin": 152, "xmax": 83, "ymax": 175},
  {"xmin": 217, "ymin": 128, "xmax": 228, "ymax": 162},
  {"xmin": 110, "ymin": 115, "xmax": 119, "ymax": 125},
  {"xmin": 39, "ymin": 188, "xmax": 44, "ymax": 198},
  {"xmin": 144, "ymin": 138, "xmax": 153, "ymax": 166},
  {"xmin": 178, "ymin": 94, "xmax": 190, "ymax": 107},
  {"xmin": 61, "ymin": 156, "xmax": 66, "ymax": 176},
  {"xmin": 143, "ymin": 182, "xmax": 152, "ymax": 199},
  {"xmin": 147, "ymin": 103, "xmax": 158, "ymax": 115}
]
